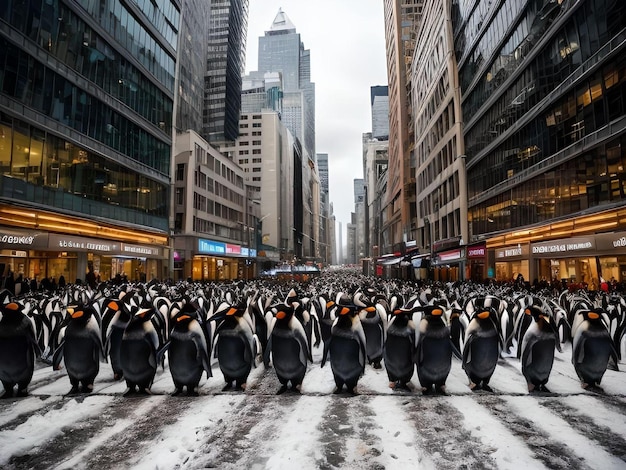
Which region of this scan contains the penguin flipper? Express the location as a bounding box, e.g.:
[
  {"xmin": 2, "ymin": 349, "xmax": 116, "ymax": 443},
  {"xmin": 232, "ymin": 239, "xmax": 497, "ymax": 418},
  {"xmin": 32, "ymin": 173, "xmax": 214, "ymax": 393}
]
[
  {"xmin": 156, "ymin": 341, "xmax": 170, "ymax": 369},
  {"xmin": 449, "ymin": 339, "xmax": 463, "ymax": 360},
  {"xmin": 321, "ymin": 339, "xmax": 330, "ymax": 368},
  {"xmin": 263, "ymin": 336, "xmax": 272, "ymax": 368},
  {"xmin": 52, "ymin": 341, "xmax": 65, "ymax": 370}
]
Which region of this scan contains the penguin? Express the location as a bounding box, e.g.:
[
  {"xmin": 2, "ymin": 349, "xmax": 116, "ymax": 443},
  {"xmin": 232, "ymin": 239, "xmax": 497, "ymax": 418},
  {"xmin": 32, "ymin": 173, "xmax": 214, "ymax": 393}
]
[
  {"xmin": 321, "ymin": 302, "xmax": 367, "ymax": 394},
  {"xmin": 355, "ymin": 291, "xmax": 387, "ymax": 369},
  {"xmin": 168, "ymin": 303, "xmax": 212, "ymax": 396},
  {"xmin": 383, "ymin": 301, "xmax": 419, "ymax": 391},
  {"xmin": 462, "ymin": 298, "xmax": 503, "ymax": 392},
  {"xmin": 265, "ymin": 302, "xmax": 310, "ymax": 394},
  {"xmin": 120, "ymin": 307, "xmax": 162, "ymax": 395},
  {"xmin": 213, "ymin": 302, "xmax": 260, "ymax": 391},
  {"xmin": 0, "ymin": 302, "xmax": 40, "ymax": 398},
  {"xmin": 416, "ymin": 304, "xmax": 460, "ymax": 395},
  {"xmin": 103, "ymin": 297, "xmax": 134, "ymax": 380},
  {"xmin": 519, "ymin": 303, "xmax": 561, "ymax": 393},
  {"xmin": 52, "ymin": 305, "xmax": 105, "ymax": 394},
  {"xmin": 571, "ymin": 308, "xmax": 619, "ymax": 391}
]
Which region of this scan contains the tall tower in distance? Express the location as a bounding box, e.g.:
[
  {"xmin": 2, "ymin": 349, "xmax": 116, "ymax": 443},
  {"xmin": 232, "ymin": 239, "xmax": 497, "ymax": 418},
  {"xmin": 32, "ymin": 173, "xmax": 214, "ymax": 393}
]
[{"xmin": 256, "ymin": 9, "xmax": 316, "ymax": 159}]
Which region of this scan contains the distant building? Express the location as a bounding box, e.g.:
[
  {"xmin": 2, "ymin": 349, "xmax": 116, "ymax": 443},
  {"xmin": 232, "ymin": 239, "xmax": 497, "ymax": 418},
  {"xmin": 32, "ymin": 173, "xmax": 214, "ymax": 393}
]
[{"xmin": 371, "ymin": 86, "xmax": 389, "ymax": 140}]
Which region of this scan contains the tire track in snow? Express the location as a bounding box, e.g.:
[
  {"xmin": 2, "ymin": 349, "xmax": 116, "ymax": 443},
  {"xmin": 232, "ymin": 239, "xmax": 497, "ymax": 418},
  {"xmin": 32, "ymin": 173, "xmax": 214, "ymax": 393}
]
[
  {"xmin": 503, "ymin": 396, "xmax": 626, "ymax": 469},
  {"xmin": 404, "ymin": 395, "xmax": 498, "ymax": 469}
]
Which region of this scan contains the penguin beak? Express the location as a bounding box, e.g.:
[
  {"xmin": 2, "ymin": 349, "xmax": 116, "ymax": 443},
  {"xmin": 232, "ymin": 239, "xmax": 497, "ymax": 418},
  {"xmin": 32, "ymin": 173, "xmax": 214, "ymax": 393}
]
[
  {"xmin": 6, "ymin": 302, "xmax": 19, "ymax": 311},
  {"xmin": 177, "ymin": 314, "xmax": 191, "ymax": 322},
  {"xmin": 588, "ymin": 312, "xmax": 600, "ymax": 320},
  {"xmin": 432, "ymin": 308, "xmax": 443, "ymax": 316},
  {"xmin": 393, "ymin": 309, "xmax": 402, "ymax": 316},
  {"xmin": 108, "ymin": 301, "xmax": 119, "ymax": 311},
  {"xmin": 276, "ymin": 310, "xmax": 286, "ymax": 320},
  {"xmin": 226, "ymin": 308, "xmax": 237, "ymax": 316},
  {"xmin": 524, "ymin": 308, "xmax": 531, "ymax": 315},
  {"xmin": 477, "ymin": 311, "xmax": 490, "ymax": 319},
  {"xmin": 365, "ymin": 306, "xmax": 376, "ymax": 313},
  {"xmin": 326, "ymin": 301, "xmax": 335, "ymax": 309},
  {"xmin": 71, "ymin": 310, "xmax": 84, "ymax": 319},
  {"xmin": 339, "ymin": 307, "xmax": 350, "ymax": 315}
]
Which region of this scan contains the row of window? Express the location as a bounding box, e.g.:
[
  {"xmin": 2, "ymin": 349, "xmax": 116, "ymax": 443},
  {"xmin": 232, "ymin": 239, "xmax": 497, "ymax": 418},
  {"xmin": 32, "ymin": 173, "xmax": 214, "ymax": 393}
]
[
  {"xmin": 0, "ymin": 38, "xmax": 170, "ymax": 174},
  {"xmin": 192, "ymin": 192, "xmax": 242, "ymax": 223},
  {"xmin": 470, "ymin": 137, "xmax": 626, "ymax": 235},
  {"xmin": 418, "ymin": 135, "xmax": 459, "ymax": 192},
  {"xmin": 468, "ymin": 57, "xmax": 626, "ymax": 198},
  {"xmin": 0, "ymin": 113, "xmax": 168, "ymax": 218},
  {"xmin": 419, "ymin": 170, "xmax": 462, "ymax": 221},
  {"xmin": 416, "ymin": 100, "xmax": 456, "ymax": 168}
]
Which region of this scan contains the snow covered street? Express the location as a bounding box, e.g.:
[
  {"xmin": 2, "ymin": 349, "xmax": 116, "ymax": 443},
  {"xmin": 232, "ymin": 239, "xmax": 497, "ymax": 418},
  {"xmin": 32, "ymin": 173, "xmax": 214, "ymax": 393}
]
[{"xmin": 1, "ymin": 343, "xmax": 624, "ymax": 470}]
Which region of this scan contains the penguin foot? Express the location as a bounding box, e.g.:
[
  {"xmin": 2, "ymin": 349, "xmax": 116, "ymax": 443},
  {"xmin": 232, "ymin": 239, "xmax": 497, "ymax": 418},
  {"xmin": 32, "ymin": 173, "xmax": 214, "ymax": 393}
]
[
  {"xmin": 221, "ymin": 383, "xmax": 233, "ymax": 392},
  {"xmin": 276, "ymin": 385, "xmax": 289, "ymax": 395},
  {"xmin": 172, "ymin": 388, "xmax": 184, "ymax": 396},
  {"xmin": 187, "ymin": 389, "xmax": 199, "ymax": 397},
  {"xmin": 388, "ymin": 381, "xmax": 396, "ymax": 389},
  {"xmin": 481, "ymin": 384, "xmax": 494, "ymax": 393},
  {"xmin": 583, "ymin": 383, "xmax": 604, "ymax": 394},
  {"xmin": 332, "ymin": 387, "xmax": 343, "ymax": 395},
  {"xmin": 393, "ymin": 381, "xmax": 411, "ymax": 392},
  {"xmin": 1, "ymin": 388, "xmax": 14, "ymax": 399},
  {"xmin": 348, "ymin": 387, "xmax": 359, "ymax": 396},
  {"xmin": 537, "ymin": 384, "xmax": 551, "ymax": 393},
  {"xmin": 15, "ymin": 388, "xmax": 29, "ymax": 398},
  {"xmin": 140, "ymin": 388, "xmax": 152, "ymax": 395},
  {"xmin": 435, "ymin": 385, "xmax": 448, "ymax": 396},
  {"xmin": 290, "ymin": 384, "xmax": 302, "ymax": 394},
  {"xmin": 123, "ymin": 387, "xmax": 136, "ymax": 397},
  {"xmin": 67, "ymin": 386, "xmax": 80, "ymax": 395},
  {"xmin": 469, "ymin": 382, "xmax": 481, "ymax": 391},
  {"xmin": 81, "ymin": 384, "xmax": 94, "ymax": 394}
]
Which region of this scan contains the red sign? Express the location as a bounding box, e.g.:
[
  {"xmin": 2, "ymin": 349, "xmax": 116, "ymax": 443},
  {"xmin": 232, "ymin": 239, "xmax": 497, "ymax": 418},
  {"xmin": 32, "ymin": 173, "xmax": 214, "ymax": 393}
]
[
  {"xmin": 226, "ymin": 244, "xmax": 241, "ymax": 254},
  {"xmin": 467, "ymin": 244, "xmax": 486, "ymax": 258}
]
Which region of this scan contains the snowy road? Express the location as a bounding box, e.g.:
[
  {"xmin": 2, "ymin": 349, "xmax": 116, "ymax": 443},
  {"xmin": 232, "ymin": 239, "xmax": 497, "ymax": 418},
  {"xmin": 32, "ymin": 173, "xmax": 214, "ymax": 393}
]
[{"xmin": 1, "ymin": 345, "xmax": 625, "ymax": 470}]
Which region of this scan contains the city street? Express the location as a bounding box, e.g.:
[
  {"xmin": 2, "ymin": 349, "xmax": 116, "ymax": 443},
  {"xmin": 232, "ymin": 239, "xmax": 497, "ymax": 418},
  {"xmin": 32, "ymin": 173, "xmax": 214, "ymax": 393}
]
[{"xmin": 1, "ymin": 343, "xmax": 625, "ymax": 469}]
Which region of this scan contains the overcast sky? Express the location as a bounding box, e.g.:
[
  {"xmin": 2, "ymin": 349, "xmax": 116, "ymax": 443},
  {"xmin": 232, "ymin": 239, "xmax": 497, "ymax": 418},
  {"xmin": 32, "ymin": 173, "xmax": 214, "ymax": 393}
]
[{"xmin": 245, "ymin": 1, "xmax": 388, "ymax": 246}]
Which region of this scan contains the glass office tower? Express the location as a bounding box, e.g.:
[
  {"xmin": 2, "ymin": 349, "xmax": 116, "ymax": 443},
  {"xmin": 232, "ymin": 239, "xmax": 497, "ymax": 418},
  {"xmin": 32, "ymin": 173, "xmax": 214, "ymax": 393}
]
[
  {"xmin": 454, "ymin": 0, "xmax": 626, "ymax": 285},
  {"xmin": 0, "ymin": 0, "xmax": 178, "ymax": 283}
]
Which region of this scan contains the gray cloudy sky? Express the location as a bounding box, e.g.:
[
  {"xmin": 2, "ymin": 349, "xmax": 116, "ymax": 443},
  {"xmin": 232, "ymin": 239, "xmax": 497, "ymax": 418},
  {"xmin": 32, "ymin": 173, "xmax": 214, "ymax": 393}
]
[{"xmin": 245, "ymin": 0, "xmax": 388, "ymax": 244}]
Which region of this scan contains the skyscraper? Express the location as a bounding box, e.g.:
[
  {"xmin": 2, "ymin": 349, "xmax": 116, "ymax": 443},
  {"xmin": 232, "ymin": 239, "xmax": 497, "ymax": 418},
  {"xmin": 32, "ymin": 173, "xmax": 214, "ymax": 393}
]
[
  {"xmin": 256, "ymin": 9, "xmax": 315, "ymax": 159},
  {"xmin": 371, "ymin": 85, "xmax": 390, "ymax": 140},
  {"xmin": 204, "ymin": 0, "xmax": 249, "ymax": 143}
]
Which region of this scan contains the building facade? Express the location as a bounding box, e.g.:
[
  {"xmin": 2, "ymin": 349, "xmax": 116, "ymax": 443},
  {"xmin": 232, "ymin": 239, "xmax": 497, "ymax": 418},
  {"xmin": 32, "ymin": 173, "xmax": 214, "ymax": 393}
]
[
  {"xmin": 454, "ymin": 0, "xmax": 626, "ymax": 286},
  {"xmin": 203, "ymin": 0, "xmax": 249, "ymax": 144},
  {"xmin": 0, "ymin": 0, "xmax": 177, "ymax": 284}
]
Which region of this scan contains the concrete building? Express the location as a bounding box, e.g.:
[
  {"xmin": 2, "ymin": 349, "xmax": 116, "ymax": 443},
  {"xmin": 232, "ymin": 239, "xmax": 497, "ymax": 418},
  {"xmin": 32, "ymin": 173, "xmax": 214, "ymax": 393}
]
[
  {"xmin": 173, "ymin": 130, "xmax": 254, "ymax": 280},
  {"xmin": 382, "ymin": 1, "xmax": 423, "ymax": 258},
  {"xmin": 371, "ymin": 86, "xmax": 390, "ymax": 140},
  {"xmin": 0, "ymin": 0, "xmax": 176, "ymax": 283},
  {"xmin": 354, "ymin": 178, "xmax": 367, "ymax": 263},
  {"xmin": 316, "ymin": 153, "xmax": 333, "ymax": 265},
  {"xmin": 413, "ymin": 0, "xmax": 467, "ymax": 281},
  {"xmin": 454, "ymin": 0, "xmax": 626, "ymax": 286},
  {"xmin": 362, "ymin": 133, "xmax": 389, "ymax": 261}
]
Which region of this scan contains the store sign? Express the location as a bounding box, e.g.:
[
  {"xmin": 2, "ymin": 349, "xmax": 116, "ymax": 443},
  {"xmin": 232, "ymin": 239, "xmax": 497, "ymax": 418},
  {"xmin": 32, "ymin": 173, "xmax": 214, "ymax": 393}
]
[
  {"xmin": 596, "ymin": 232, "xmax": 626, "ymax": 251},
  {"xmin": 49, "ymin": 234, "xmax": 119, "ymax": 253},
  {"xmin": 122, "ymin": 244, "xmax": 160, "ymax": 257},
  {"xmin": 467, "ymin": 244, "xmax": 486, "ymax": 258},
  {"xmin": 438, "ymin": 249, "xmax": 462, "ymax": 262},
  {"xmin": 0, "ymin": 229, "xmax": 48, "ymax": 248},
  {"xmin": 249, "ymin": 249, "xmax": 257, "ymax": 257},
  {"xmin": 226, "ymin": 243, "xmax": 241, "ymax": 255},
  {"xmin": 531, "ymin": 237, "xmax": 595, "ymax": 255},
  {"xmin": 198, "ymin": 239, "xmax": 225, "ymax": 254},
  {"xmin": 241, "ymin": 247, "xmax": 249, "ymax": 256},
  {"xmin": 496, "ymin": 244, "xmax": 529, "ymax": 259}
]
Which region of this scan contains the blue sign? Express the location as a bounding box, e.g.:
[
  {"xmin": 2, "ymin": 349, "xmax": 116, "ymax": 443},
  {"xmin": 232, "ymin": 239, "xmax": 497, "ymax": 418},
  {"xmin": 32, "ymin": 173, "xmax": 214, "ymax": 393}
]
[
  {"xmin": 250, "ymin": 249, "xmax": 257, "ymax": 257},
  {"xmin": 241, "ymin": 247, "xmax": 249, "ymax": 256},
  {"xmin": 198, "ymin": 239, "xmax": 226, "ymax": 254}
]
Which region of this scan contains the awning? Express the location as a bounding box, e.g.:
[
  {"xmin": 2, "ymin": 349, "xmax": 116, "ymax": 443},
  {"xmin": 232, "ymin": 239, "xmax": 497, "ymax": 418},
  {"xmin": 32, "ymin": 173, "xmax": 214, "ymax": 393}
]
[
  {"xmin": 410, "ymin": 254, "xmax": 430, "ymax": 268},
  {"xmin": 378, "ymin": 256, "xmax": 403, "ymax": 266}
]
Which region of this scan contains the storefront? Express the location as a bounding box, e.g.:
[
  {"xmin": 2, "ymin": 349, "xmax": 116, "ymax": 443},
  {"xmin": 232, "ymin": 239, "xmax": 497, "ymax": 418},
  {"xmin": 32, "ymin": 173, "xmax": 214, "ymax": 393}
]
[
  {"xmin": 0, "ymin": 226, "xmax": 166, "ymax": 285},
  {"xmin": 432, "ymin": 248, "xmax": 464, "ymax": 282},
  {"xmin": 182, "ymin": 238, "xmax": 257, "ymax": 281},
  {"xmin": 466, "ymin": 243, "xmax": 486, "ymax": 282},
  {"xmin": 530, "ymin": 232, "xmax": 626, "ymax": 289},
  {"xmin": 494, "ymin": 244, "xmax": 529, "ymax": 282}
]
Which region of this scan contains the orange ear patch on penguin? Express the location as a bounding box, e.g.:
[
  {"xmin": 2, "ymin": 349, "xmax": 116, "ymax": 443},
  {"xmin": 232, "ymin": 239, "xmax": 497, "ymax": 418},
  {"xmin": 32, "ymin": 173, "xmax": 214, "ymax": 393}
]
[{"xmin": 477, "ymin": 311, "xmax": 490, "ymax": 319}]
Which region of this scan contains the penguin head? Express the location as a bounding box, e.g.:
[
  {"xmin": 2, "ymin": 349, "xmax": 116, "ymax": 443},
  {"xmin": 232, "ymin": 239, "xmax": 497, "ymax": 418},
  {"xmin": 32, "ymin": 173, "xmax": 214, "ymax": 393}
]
[
  {"xmin": 582, "ymin": 308, "xmax": 605, "ymax": 323},
  {"xmin": 272, "ymin": 304, "xmax": 295, "ymax": 322},
  {"xmin": 67, "ymin": 305, "xmax": 96, "ymax": 324},
  {"xmin": 0, "ymin": 301, "xmax": 22, "ymax": 322}
]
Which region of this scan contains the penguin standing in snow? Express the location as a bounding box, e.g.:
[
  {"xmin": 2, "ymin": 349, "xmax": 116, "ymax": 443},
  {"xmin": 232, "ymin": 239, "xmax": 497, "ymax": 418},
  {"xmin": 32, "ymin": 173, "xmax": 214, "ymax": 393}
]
[
  {"xmin": 0, "ymin": 302, "xmax": 40, "ymax": 398},
  {"xmin": 355, "ymin": 291, "xmax": 387, "ymax": 369},
  {"xmin": 102, "ymin": 297, "xmax": 133, "ymax": 380},
  {"xmin": 322, "ymin": 301, "xmax": 367, "ymax": 394},
  {"xmin": 518, "ymin": 303, "xmax": 561, "ymax": 392},
  {"xmin": 52, "ymin": 305, "xmax": 105, "ymax": 394},
  {"xmin": 213, "ymin": 302, "xmax": 260, "ymax": 391},
  {"xmin": 416, "ymin": 304, "xmax": 460, "ymax": 395},
  {"xmin": 571, "ymin": 308, "xmax": 619, "ymax": 391},
  {"xmin": 383, "ymin": 300, "xmax": 419, "ymax": 391},
  {"xmin": 120, "ymin": 307, "xmax": 162, "ymax": 395},
  {"xmin": 168, "ymin": 303, "xmax": 212, "ymax": 396},
  {"xmin": 265, "ymin": 299, "xmax": 310, "ymax": 394},
  {"xmin": 462, "ymin": 298, "xmax": 503, "ymax": 392}
]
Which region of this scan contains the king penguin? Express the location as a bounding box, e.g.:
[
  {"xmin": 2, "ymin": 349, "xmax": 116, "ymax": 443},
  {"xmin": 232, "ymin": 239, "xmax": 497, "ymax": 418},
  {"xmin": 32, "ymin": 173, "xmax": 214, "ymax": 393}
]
[{"xmin": 383, "ymin": 300, "xmax": 419, "ymax": 391}]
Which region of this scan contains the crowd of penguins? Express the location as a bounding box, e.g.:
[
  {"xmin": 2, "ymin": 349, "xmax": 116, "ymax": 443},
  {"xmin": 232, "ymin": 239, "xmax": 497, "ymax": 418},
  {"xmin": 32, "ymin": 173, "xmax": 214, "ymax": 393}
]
[{"xmin": 0, "ymin": 272, "xmax": 625, "ymax": 398}]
